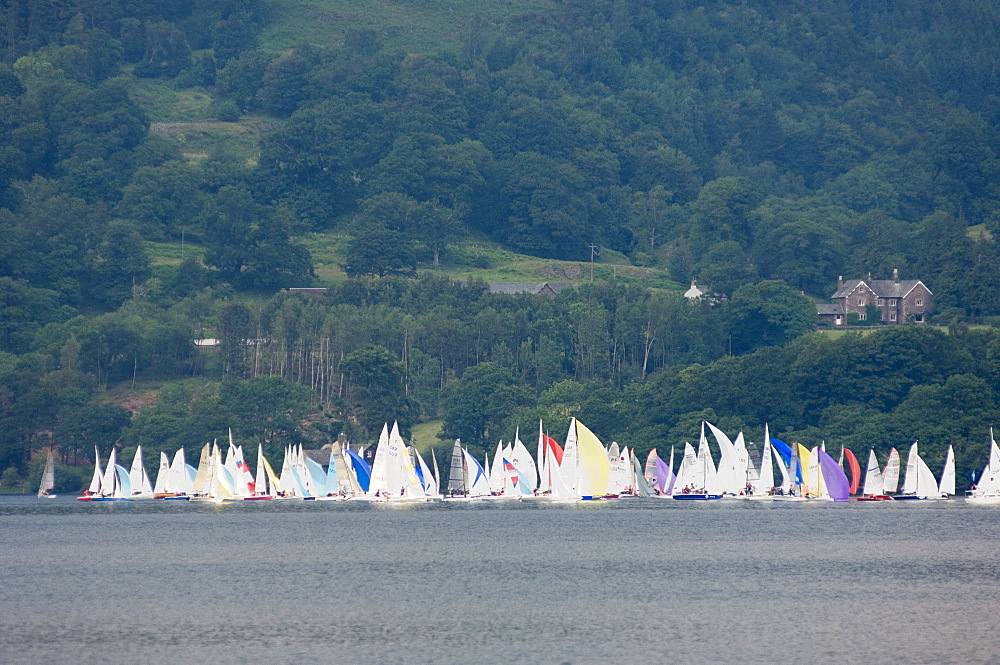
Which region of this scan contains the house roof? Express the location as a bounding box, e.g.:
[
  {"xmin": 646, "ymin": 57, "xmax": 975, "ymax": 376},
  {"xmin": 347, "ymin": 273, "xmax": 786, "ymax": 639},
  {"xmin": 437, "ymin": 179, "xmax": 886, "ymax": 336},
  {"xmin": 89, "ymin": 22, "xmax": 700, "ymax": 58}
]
[
  {"xmin": 816, "ymin": 304, "xmax": 841, "ymax": 315},
  {"xmin": 487, "ymin": 282, "xmax": 570, "ymax": 295},
  {"xmin": 832, "ymin": 279, "xmax": 931, "ymax": 299},
  {"xmin": 684, "ymin": 281, "xmax": 706, "ymax": 299}
]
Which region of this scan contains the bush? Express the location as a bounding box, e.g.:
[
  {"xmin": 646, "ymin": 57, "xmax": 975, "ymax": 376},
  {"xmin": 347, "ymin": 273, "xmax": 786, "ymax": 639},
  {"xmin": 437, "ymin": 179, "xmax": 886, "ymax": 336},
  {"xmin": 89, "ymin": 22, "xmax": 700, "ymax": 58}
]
[{"xmin": 213, "ymin": 100, "xmax": 241, "ymax": 122}]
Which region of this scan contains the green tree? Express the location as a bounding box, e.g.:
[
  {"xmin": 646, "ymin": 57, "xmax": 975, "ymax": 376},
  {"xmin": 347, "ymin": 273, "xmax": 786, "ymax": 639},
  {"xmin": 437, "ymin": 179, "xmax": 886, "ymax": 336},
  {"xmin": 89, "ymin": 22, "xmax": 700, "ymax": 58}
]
[
  {"xmin": 342, "ymin": 227, "xmax": 416, "ymax": 278},
  {"xmin": 440, "ymin": 362, "xmax": 533, "ymax": 449},
  {"xmin": 725, "ymin": 280, "xmax": 815, "ymax": 355},
  {"xmin": 338, "ymin": 344, "xmax": 413, "ymax": 436}
]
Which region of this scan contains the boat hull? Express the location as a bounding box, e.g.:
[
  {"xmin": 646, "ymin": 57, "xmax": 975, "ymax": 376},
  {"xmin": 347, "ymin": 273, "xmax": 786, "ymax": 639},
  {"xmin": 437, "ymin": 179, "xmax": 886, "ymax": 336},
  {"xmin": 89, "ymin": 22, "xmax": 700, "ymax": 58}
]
[{"xmin": 673, "ymin": 494, "xmax": 722, "ymax": 500}]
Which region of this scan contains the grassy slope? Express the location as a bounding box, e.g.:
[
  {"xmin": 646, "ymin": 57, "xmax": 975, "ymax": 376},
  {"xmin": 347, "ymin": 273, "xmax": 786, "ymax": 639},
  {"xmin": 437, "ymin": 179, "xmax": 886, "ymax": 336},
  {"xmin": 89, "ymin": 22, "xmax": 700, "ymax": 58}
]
[{"xmin": 149, "ymin": 234, "xmax": 683, "ymax": 290}]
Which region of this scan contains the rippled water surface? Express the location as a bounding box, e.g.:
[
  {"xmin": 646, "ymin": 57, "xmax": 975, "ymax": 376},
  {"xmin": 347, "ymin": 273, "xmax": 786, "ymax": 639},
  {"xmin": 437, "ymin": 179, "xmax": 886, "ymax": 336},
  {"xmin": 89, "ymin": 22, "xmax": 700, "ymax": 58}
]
[{"xmin": 1, "ymin": 496, "xmax": 997, "ymax": 664}]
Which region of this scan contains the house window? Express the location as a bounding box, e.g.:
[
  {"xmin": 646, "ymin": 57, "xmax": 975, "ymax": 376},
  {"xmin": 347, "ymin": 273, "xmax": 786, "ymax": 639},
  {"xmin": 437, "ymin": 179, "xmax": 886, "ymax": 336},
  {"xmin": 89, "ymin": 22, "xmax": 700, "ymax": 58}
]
[
  {"xmin": 915, "ymin": 314, "xmax": 923, "ymax": 322},
  {"xmin": 889, "ymin": 299, "xmax": 897, "ymax": 306},
  {"xmin": 858, "ymin": 298, "xmax": 865, "ymax": 306},
  {"xmin": 859, "ymin": 312, "xmax": 867, "ymax": 321},
  {"xmin": 876, "ymin": 299, "xmax": 883, "ymax": 306},
  {"xmin": 889, "ymin": 313, "xmax": 897, "ymax": 321},
  {"xmin": 916, "ymin": 299, "xmax": 923, "ymax": 306}
]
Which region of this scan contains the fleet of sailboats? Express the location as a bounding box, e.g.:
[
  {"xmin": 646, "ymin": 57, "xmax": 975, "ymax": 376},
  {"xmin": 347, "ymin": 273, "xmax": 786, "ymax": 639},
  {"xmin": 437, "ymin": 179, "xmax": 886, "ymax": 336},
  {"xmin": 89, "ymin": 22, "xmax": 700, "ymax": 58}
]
[{"xmin": 39, "ymin": 418, "xmax": 989, "ymax": 504}]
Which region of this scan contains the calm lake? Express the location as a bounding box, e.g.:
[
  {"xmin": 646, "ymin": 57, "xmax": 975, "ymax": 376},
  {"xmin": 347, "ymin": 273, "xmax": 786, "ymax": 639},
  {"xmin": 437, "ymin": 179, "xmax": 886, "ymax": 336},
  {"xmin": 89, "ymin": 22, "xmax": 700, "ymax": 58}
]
[{"xmin": 1, "ymin": 496, "xmax": 997, "ymax": 664}]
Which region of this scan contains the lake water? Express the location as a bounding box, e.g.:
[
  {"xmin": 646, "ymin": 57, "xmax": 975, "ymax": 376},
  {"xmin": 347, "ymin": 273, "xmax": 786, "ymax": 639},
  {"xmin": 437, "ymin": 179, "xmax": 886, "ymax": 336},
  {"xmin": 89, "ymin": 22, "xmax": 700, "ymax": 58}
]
[{"xmin": 1, "ymin": 496, "xmax": 997, "ymax": 664}]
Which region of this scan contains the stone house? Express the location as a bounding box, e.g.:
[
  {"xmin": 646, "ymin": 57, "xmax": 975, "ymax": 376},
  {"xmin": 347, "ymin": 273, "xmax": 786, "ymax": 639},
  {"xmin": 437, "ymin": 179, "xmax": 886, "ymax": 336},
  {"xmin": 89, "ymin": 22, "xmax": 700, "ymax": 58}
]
[{"xmin": 828, "ymin": 269, "xmax": 932, "ymax": 325}]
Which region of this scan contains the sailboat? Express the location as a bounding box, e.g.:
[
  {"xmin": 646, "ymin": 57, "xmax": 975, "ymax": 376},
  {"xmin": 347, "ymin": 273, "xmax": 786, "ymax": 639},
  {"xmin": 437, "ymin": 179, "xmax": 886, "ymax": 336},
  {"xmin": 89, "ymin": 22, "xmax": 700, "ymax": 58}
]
[
  {"xmin": 895, "ymin": 442, "xmax": 941, "ymax": 500},
  {"xmin": 673, "ymin": 423, "xmax": 722, "ymax": 500},
  {"xmin": 564, "ymin": 418, "xmax": 611, "ymax": 500},
  {"xmin": 967, "ymin": 430, "xmax": 1000, "ymax": 503},
  {"xmin": 842, "ymin": 447, "xmax": 861, "ymax": 495},
  {"xmin": 939, "ymin": 445, "xmax": 955, "ymax": 498},
  {"xmin": 745, "ymin": 428, "xmax": 775, "ymax": 499},
  {"xmin": 78, "ymin": 446, "xmax": 103, "ymax": 500},
  {"xmin": 37, "ymin": 447, "xmax": 56, "ymax": 498},
  {"xmin": 91, "ymin": 448, "xmax": 123, "ymax": 501},
  {"xmin": 128, "ymin": 445, "xmax": 154, "ymax": 499},
  {"xmin": 857, "ymin": 449, "xmax": 892, "ymax": 500}
]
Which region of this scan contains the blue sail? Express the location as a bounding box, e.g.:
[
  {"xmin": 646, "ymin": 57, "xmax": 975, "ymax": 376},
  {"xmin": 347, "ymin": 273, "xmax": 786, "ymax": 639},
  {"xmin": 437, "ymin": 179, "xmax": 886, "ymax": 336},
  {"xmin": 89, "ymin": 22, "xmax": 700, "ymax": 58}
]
[
  {"xmin": 289, "ymin": 465, "xmax": 311, "ymax": 497},
  {"xmin": 305, "ymin": 456, "xmax": 327, "ymax": 496},
  {"xmin": 115, "ymin": 464, "xmax": 132, "ymax": 497},
  {"xmin": 467, "ymin": 454, "xmax": 487, "ymax": 488},
  {"xmin": 346, "ymin": 450, "xmax": 371, "ymax": 493},
  {"xmin": 770, "ymin": 438, "xmax": 792, "ymax": 465}
]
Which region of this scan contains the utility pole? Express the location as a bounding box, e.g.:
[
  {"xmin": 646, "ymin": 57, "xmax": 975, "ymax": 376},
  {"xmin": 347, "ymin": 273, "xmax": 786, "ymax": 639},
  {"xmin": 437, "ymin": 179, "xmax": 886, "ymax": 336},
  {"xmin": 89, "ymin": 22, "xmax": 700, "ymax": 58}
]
[{"xmin": 588, "ymin": 244, "xmax": 598, "ymax": 283}]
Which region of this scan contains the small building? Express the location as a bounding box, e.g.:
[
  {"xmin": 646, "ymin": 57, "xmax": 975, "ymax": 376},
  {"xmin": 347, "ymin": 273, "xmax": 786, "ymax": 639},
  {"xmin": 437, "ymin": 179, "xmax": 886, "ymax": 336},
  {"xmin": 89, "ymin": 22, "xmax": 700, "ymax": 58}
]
[
  {"xmin": 487, "ymin": 282, "xmax": 571, "ymax": 297},
  {"xmin": 287, "ymin": 287, "xmax": 328, "ymax": 295},
  {"xmin": 684, "ymin": 279, "xmax": 706, "ymax": 299},
  {"xmin": 816, "ymin": 303, "xmax": 843, "ymax": 326},
  {"xmin": 829, "ymin": 270, "xmax": 932, "ymax": 325}
]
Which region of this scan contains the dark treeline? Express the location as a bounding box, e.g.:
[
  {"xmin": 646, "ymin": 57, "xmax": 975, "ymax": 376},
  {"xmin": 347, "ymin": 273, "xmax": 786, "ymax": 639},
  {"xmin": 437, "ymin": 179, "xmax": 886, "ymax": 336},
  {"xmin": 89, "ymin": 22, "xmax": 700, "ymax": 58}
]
[{"xmin": 1, "ymin": 0, "xmax": 999, "ymax": 490}]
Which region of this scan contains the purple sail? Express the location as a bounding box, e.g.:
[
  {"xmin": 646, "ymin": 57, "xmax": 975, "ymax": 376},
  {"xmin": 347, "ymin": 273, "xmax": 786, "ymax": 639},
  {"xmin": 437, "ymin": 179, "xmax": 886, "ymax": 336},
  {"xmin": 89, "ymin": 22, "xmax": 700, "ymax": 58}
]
[
  {"xmin": 818, "ymin": 447, "xmax": 850, "ymax": 502},
  {"xmin": 655, "ymin": 456, "xmax": 674, "ymax": 495}
]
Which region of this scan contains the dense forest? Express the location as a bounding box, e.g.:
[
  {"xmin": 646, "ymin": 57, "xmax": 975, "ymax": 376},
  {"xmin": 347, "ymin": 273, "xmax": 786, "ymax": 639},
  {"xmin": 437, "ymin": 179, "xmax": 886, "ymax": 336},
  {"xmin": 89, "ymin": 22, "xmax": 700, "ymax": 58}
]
[{"xmin": 2, "ymin": 0, "xmax": 1000, "ymax": 492}]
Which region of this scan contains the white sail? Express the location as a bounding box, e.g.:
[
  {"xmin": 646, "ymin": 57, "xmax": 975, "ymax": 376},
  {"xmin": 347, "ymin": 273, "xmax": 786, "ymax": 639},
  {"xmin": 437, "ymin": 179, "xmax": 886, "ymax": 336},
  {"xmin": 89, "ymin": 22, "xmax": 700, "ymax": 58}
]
[
  {"xmin": 489, "ymin": 440, "xmax": 506, "ymax": 494},
  {"xmin": 758, "ymin": 434, "xmax": 774, "ymax": 494},
  {"xmin": 882, "ymin": 448, "xmax": 901, "ymax": 493},
  {"xmin": 862, "ymin": 449, "xmax": 883, "ymax": 496},
  {"xmin": 536, "ymin": 421, "xmax": 548, "ymax": 493},
  {"xmin": 510, "ymin": 431, "xmax": 538, "ymax": 491},
  {"xmin": 607, "ymin": 442, "xmax": 629, "ymax": 495},
  {"xmin": 88, "ymin": 446, "xmax": 102, "ymax": 494},
  {"xmin": 232, "ymin": 443, "xmax": 255, "ymax": 497},
  {"xmin": 696, "ymin": 427, "xmax": 720, "ymax": 494},
  {"xmin": 463, "ymin": 448, "xmax": 492, "ymax": 497},
  {"xmin": 414, "ymin": 447, "xmax": 439, "ymax": 498},
  {"xmin": 128, "ymin": 445, "xmax": 153, "ymax": 498},
  {"xmin": 706, "ymin": 421, "xmax": 741, "ymax": 494},
  {"xmin": 902, "ymin": 442, "xmax": 920, "ymax": 495},
  {"xmin": 38, "ymin": 448, "xmax": 56, "ymax": 497},
  {"xmin": 562, "ymin": 419, "xmax": 579, "ymax": 491},
  {"xmin": 100, "ymin": 448, "xmax": 119, "ymax": 497},
  {"xmin": 939, "ymin": 445, "xmax": 956, "ymax": 497},
  {"xmin": 168, "ymin": 448, "xmax": 191, "ymax": 494},
  {"xmin": 209, "ymin": 443, "xmax": 234, "ymax": 500},
  {"xmin": 367, "ymin": 423, "xmax": 392, "ymax": 497},
  {"xmin": 674, "ymin": 442, "xmax": 698, "ymax": 491},
  {"xmin": 915, "ymin": 454, "xmax": 939, "ymax": 499},
  {"xmin": 548, "ymin": 446, "xmax": 580, "ymax": 500},
  {"xmin": 974, "ymin": 431, "xmax": 1000, "ymax": 495},
  {"xmin": 192, "ymin": 443, "xmax": 211, "ymax": 495},
  {"xmin": 773, "ymin": 443, "xmax": 791, "ymax": 492},
  {"xmin": 153, "ymin": 452, "xmax": 170, "ymax": 494},
  {"xmin": 254, "ymin": 444, "xmax": 269, "ymax": 496}
]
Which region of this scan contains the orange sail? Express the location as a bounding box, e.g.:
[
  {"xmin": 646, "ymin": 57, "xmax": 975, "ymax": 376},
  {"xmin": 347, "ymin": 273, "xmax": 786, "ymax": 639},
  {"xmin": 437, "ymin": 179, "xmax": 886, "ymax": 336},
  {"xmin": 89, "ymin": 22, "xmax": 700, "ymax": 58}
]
[{"xmin": 844, "ymin": 448, "xmax": 861, "ymax": 494}]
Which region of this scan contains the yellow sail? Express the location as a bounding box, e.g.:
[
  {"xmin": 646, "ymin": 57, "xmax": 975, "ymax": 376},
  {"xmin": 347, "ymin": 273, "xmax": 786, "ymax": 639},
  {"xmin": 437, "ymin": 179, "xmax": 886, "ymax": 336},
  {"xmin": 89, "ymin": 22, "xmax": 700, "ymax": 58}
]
[
  {"xmin": 575, "ymin": 419, "xmax": 610, "ymax": 497},
  {"xmin": 797, "ymin": 443, "xmax": 814, "ymax": 495},
  {"xmin": 262, "ymin": 454, "xmax": 281, "ymax": 495}
]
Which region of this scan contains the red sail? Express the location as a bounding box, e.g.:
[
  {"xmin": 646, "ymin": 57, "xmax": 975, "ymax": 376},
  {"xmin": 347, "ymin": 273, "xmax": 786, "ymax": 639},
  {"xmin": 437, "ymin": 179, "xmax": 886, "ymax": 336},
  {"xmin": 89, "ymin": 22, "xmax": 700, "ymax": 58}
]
[
  {"xmin": 844, "ymin": 447, "xmax": 861, "ymax": 494},
  {"xmin": 543, "ymin": 435, "xmax": 564, "ymax": 465}
]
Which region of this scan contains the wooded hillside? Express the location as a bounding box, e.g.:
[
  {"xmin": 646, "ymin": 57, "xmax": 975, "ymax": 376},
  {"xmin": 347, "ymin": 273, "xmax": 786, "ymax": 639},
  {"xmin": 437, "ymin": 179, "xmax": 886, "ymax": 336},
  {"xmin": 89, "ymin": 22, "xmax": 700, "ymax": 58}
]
[{"xmin": 1, "ymin": 0, "xmax": 999, "ymax": 491}]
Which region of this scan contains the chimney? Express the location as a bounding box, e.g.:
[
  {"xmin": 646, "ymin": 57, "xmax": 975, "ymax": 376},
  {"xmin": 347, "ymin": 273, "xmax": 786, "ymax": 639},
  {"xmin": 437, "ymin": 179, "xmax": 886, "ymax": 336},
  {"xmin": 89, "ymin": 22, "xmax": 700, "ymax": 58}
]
[
  {"xmin": 893, "ymin": 268, "xmax": 899, "ymax": 284},
  {"xmin": 837, "ymin": 275, "xmax": 843, "ymax": 289}
]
